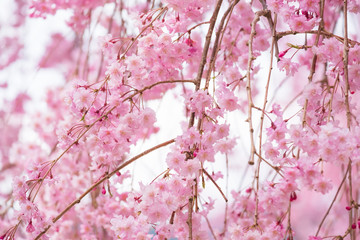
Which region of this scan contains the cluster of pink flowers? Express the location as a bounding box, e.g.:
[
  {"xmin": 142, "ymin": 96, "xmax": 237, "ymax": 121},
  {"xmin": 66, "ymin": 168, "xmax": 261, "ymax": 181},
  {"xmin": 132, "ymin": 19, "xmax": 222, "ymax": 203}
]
[{"xmin": 1, "ymin": 0, "xmax": 360, "ymax": 239}]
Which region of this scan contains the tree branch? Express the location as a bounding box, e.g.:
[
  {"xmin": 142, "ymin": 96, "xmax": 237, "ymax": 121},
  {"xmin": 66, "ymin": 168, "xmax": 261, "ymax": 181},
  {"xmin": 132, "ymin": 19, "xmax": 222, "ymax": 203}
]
[{"xmin": 34, "ymin": 138, "xmax": 175, "ymax": 240}]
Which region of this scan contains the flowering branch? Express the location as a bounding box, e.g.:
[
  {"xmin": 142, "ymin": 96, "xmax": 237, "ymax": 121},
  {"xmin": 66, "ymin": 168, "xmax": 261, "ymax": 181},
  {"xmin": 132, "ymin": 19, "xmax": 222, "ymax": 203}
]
[{"xmin": 34, "ymin": 138, "xmax": 175, "ymax": 239}]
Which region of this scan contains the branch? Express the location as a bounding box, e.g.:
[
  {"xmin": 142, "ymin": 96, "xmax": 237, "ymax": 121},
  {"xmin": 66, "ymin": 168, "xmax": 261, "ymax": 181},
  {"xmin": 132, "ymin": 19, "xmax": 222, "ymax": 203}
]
[
  {"xmin": 342, "ymin": 1, "xmax": 354, "ymax": 239},
  {"xmin": 186, "ymin": 1, "xmax": 224, "ymax": 238},
  {"xmin": 188, "ymin": 0, "xmax": 223, "ymax": 128},
  {"xmin": 297, "ymin": 0, "xmax": 325, "ymax": 160},
  {"xmin": 204, "ymin": 0, "xmax": 240, "ymax": 91},
  {"xmin": 246, "ymin": 10, "xmax": 270, "ymax": 165},
  {"xmin": 34, "ymin": 138, "xmax": 175, "ymax": 240},
  {"xmin": 276, "ymin": 30, "xmax": 360, "ymax": 47},
  {"xmin": 315, "ymin": 164, "xmax": 349, "ymax": 236},
  {"xmin": 258, "ymin": 0, "xmax": 279, "ymax": 59},
  {"xmin": 255, "ymin": 12, "xmax": 277, "ymax": 229},
  {"xmin": 173, "ymin": 21, "xmax": 211, "ymax": 42},
  {"xmin": 203, "ymin": 168, "xmax": 228, "ymax": 202}
]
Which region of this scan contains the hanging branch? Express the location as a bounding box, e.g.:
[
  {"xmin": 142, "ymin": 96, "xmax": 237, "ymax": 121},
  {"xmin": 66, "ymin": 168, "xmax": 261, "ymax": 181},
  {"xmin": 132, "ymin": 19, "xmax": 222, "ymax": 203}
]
[{"xmin": 34, "ymin": 138, "xmax": 175, "ymax": 239}]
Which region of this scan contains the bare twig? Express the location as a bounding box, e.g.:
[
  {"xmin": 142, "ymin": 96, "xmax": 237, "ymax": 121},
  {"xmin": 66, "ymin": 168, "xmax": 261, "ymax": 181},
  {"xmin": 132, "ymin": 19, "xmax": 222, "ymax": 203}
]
[
  {"xmin": 316, "ymin": 165, "xmax": 349, "ymax": 236},
  {"xmin": 246, "ymin": 10, "xmax": 270, "ymax": 165},
  {"xmin": 342, "ymin": 1, "xmax": 354, "ymax": 239},
  {"xmin": 219, "ymin": 153, "xmax": 230, "ymax": 237},
  {"xmin": 297, "ymin": 0, "xmax": 325, "ymax": 160},
  {"xmin": 203, "ymin": 168, "xmax": 228, "ymax": 202},
  {"xmin": 173, "ymin": 21, "xmax": 211, "ymax": 42},
  {"xmin": 187, "ymin": 195, "xmax": 194, "ymax": 240},
  {"xmin": 258, "ymin": 0, "xmax": 279, "ymax": 59},
  {"xmin": 254, "ymin": 12, "xmax": 277, "ymax": 227},
  {"xmin": 276, "ymin": 30, "xmax": 360, "ymax": 47}
]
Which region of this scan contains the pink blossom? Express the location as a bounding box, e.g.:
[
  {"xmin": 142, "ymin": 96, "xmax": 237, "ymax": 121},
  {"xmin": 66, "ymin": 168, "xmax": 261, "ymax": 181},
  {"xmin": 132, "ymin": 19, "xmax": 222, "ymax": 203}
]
[
  {"xmin": 314, "ymin": 177, "xmax": 332, "ymax": 194},
  {"xmin": 185, "ymin": 90, "xmax": 213, "ymax": 116},
  {"xmin": 277, "ymin": 57, "xmax": 300, "ymax": 76}
]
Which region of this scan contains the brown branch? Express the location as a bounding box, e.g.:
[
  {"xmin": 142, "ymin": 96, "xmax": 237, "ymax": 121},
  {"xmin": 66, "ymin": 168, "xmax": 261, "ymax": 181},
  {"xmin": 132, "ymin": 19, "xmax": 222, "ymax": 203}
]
[
  {"xmin": 285, "ymin": 201, "xmax": 293, "ymax": 239},
  {"xmin": 203, "ymin": 168, "xmax": 228, "ymax": 202},
  {"xmin": 307, "ymin": 0, "xmax": 325, "ymax": 84},
  {"xmin": 204, "ymin": 214, "xmax": 218, "ymax": 240},
  {"xmin": 254, "ymin": 152, "xmax": 284, "ymax": 178},
  {"xmin": 342, "ymin": 1, "xmax": 354, "ymax": 239},
  {"xmin": 258, "ymin": 0, "xmax": 279, "ymax": 59},
  {"xmin": 173, "ymin": 21, "xmax": 211, "ymax": 42},
  {"xmin": 204, "ymin": 0, "xmax": 240, "ymax": 91},
  {"xmin": 316, "ymin": 164, "xmax": 349, "ymax": 236},
  {"xmin": 276, "ymin": 30, "xmax": 360, "ymax": 47},
  {"xmin": 186, "ymin": 1, "xmax": 224, "ymax": 239},
  {"xmin": 221, "ymin": 153, "xmax": 229, "ymax": 236},
  {"xmin": 254, "ymin": 14, "xmax": 277, "ymax": 226},
  {"xmin": 186, "ymin": 195, "xmax": 194, "ymax": 240},
  {"xmin": 95, "ymin": 1, "xmax": 119, "ymax": 82},
  {"xmin": 34, "ymin": 138, "xmax": 175, "ymax": 240},
  {"xmin": 126, "ymin": 80, "xmax": 195, "ymax": 98},
  {"xmin": 195, "ymin": 0, "xmax": 239, "ymax": 132},
  {"xmin": 297, "ymin": 0, "xmax": 325, "ymax": 160},
  {"xmin": 327, "ymin": 73, "xmax": 340, "ymax": 121},
  {"xmin": 246, "ymin": 10, "xmax": 270, "ymax": 165},
  {"xmin": 188, "ymin": 0, "xmax": 223, "ymax": 128}
]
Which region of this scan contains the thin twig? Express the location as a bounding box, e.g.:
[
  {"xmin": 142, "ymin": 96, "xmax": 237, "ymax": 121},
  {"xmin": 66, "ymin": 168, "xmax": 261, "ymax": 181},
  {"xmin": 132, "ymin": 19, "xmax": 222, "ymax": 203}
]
[
  {"xmin": 258, "ymin": 0, "xmax": 279, "ymax": 59},
  {"xmin": 221, "ymin": 153, "xmax": 229, "ymax": 236},
  {"xmin": 186, "ymin": 1, "xmax": 224, "ymax": 239},
  {"xmin": 203, "ymin": 168, "xmax": 228, "ymax": 202},
  {"xmin": 253, "ymin": 13, "xmax": 277, "ymax": 226},
  {"xmin": 246, "ymin": 10, "xmax": 270, "ymax": 165},
  {"xmin": 254, "ymin": 152, "xmax": 284, "ymax": 178},
  {"xmin": 297, "ymin": 0, "xmax": 325, "ymax": 160},
  {"xmin": 342, "ymin": 1, "xmax": 354, "ymax": 239},
  {"xmin": 204, "ymin": 0, "xmax": 240, "ymax": 91},
  {"xmin": 173, "ymin": 21, "xmax": 211, "ymax": 42},
  {"xmin": 188, "ymin": 0, "xmax": 223, "ymax": 128},
  {"xmin": 276, "ymin": 30, "xmax": 360, "ymax": 46},
  {"xmin": 316, "ymin": 165, "xmax": 349, "ymax": 236},
  {"xmin": 187, "ymin": 195, "xmax": 194, "ymax": 240}
]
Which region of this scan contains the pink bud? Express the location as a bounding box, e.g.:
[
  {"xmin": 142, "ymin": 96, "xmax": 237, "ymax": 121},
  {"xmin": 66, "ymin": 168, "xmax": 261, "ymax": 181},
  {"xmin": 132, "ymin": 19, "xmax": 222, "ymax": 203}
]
[
  {"xmin": 352, "ymin": 223, "xmax": 356, "ymax": 229},
  {"xmin": 290, "ymin": 192, "xmax": 297, "ymax": 201},
  {"xmin": 185, "ymin": 38, "xmax": 194, "ymax": 47},
  {"xmin": 26, "ymin": 220, "xmax": 35, "ymax": 233},
  {"xmin": 101, "ymin": 186, "xmax": 106, "ymax": 195},
  {"xmin": 116, "ymin": 172, "xmax": 121, "ymax": 176},
  {"xmin": 346, "ymin": 206, "xmax": 352, "ymax": 211},
  {"xmin": 278, "ymin": 48, "xmax": 290, "ymax": 58}
]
